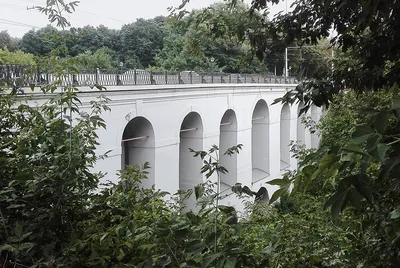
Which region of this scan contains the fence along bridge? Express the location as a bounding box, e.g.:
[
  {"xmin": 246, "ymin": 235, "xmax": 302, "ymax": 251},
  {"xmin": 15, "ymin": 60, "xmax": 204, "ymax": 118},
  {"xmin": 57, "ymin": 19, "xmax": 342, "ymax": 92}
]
[{"xmin": 0, "ymin": 65, "xmax": 297, "ymax": 87}]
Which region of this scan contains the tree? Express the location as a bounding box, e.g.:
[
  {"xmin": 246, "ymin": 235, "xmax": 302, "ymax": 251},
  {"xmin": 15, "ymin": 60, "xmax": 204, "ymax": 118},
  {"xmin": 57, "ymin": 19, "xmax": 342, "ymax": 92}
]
[
  {"xmin": 0, "ymin": 48, "xmax": 35, "ymax": 64},
  {"xmin": 153, "ymin": 29, "xmax": 219, "ymax": 72},
  {"xmin": 69, "ymin": 25, "xmax": 121, "ymax": 57},
  {"xmin": 76, "ymin": 47, "xmax": 119, "ymax": 70},
  {"xmin": 0, "ymin": 30, "xmax": 11, "ymax": 49},
  {"xmin": 155, "ymin": 2, "xmax": 270, "ymax": 73},
  {"xmin": 19, "ymin": 25, "xmax": 58, "ymax": 56},
  {"xmin": 0, "ymin": 31, "xmax": 19, "ymax": 52},
  {"xmin": 120, "ymin": 17, "xmax": 166, "ymax": 68}
]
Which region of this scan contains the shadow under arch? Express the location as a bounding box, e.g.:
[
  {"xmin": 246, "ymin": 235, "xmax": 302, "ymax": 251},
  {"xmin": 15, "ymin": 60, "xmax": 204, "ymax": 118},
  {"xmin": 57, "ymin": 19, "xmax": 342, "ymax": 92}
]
[
  {"xmin": 219, "ymin": 109, "xmax": 238, "ymax": 192},
  {"xmin": 280, "ymin": 103, "xmax": 291, "ymax": 171},
  {"xmin": 252, "ymin": 99, "xmax": 270, "ymax": 185},
  {"xmin": 179, "ymin": 112, "xmax": 203, "ymax": 211},
  {"xmin": 121, "ymin": 116, "xmax": 155, "ymax": 188}
]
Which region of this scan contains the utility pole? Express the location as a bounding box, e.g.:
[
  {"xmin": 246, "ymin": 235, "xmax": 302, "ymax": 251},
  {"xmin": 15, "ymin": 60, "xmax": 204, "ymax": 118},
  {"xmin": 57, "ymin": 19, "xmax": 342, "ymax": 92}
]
[{"xmin": 284, "ymin": 0, "xmax": 289, "ymax": 80}]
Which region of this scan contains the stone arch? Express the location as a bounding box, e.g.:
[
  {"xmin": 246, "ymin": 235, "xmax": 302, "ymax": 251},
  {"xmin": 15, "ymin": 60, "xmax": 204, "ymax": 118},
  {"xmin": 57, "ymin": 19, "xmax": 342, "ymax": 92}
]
[
  {"xmin": 179, "ymin": 112, "xmax": 203, "ymax": 211},
  {"xmin": 219, "ymin": 109, "xmax": 238, "ymax": 192},
  {"xmin": 252, "ymin": 99, "xmax": 270, "ymax": 184},
  {"xmin": 121, "ymin": 116, "xmax": 155, "ymax": 188},
  {"xmin": 280, "ymin": 104, "xmax": 291, "ymax": 171},
  {"xmin": 175, "ymin": 105, "xmax": 205, "ymax": 139}
]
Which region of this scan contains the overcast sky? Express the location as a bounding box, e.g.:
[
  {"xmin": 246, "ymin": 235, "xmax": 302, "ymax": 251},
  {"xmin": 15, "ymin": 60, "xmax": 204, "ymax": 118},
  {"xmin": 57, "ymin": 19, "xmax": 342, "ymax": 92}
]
[{"xmin": 0, "ymin": 0, "xmax": 294, "ymax": 38}]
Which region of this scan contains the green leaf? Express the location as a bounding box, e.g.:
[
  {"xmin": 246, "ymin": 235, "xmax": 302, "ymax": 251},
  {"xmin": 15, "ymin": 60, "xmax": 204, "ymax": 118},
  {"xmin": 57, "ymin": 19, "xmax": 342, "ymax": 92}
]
[
  {"xmin": 389, "ymin": 209, "xmax": 400, "ymax": 220},
  {"xmin": 100, "ymin": 233, "xmax": 108, "ymax": 243},
  {"xmin": 267, "ymin": 178, "xmax": 290, "ymax": 187},
  {"xmin": 325, "ymin": 189, "xmax": 348, "ymax": 218},
  {"xmin": 351, "ymin": 125, "xmax": 375, "ymax": 143},
  {"xmin": 348, "ymin": 187, "xmax": 362, "ymax": 210},
  {"xmin": 203, "ymin": 253, "xmax": 222, "ymax": 267},
  {"xmin": 370, "ymin": 143, "xmax": 390, "ymax": 162},
  {"xmin": 351, "ymin": 174, "xmax": 373, "ymax": 204},
  {"xmin": 225, "ymin": 214, "xmax": 238, "ymax": 225},
  {"xmin": 269, "ymin": 187, "xmax": 288, "ymax": 204},
  {"xmin": 375, "ymin": 112, "xmax": 389, "ymax": 134},
  {"xmin": 223, "ymin": 257, "xmax": 236, "ymax": 268},
  {"xmin": 352, "ymin": 125, "xmax": 375, "ymax": 138},
  {"xmin": 379, "ymin": 156, "xmax": 400, "ymax": 180},
  {"xmin": 218, "ymin": 205, "xmax": 236, "ymax": 214},
  {"xmin": 318, "ymin": 153, "xmax": 337, "ymax": 170},
  {"xmin": 7, "ymin": 204, "xmax": 25, "ymax": 209},
  {"xmin": 392, "ymin": 97, "xmax": 400, "ymax": 110}
]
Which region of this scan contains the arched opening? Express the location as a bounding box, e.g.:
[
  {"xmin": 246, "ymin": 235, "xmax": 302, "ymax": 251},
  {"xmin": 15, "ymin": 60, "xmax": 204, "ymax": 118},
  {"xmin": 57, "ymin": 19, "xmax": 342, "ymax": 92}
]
[
  {"xmin": 311, "ymin": 105, "xmax": 320, "ymax": 148},
  {"xmin": 219, "ymin": 109, "xmax": 238, "ymax": 192},
  {"xmin": 280, "ymin": 104, "xmax": 291, "ymax": 171},
  {"xmin": 252, "ymin": 100, "xmax": 270, "ymax": 184},
  {"xmin": 121, "ymin": 116, "xmax": 155, "ymax": 188},
  {"xmin": 179, "ymin": 112, "xmax": 203, "ymax": 210},
  {"xmin": 297, "ymin": 102, "xmax": 306, "ymax": 146}
]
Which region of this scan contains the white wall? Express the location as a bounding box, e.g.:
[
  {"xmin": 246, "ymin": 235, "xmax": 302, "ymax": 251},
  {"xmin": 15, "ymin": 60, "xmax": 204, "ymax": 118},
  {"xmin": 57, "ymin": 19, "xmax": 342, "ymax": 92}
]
[{"xmin": 48, "ymin": 83, "xmax": 321, "ymax": 210}]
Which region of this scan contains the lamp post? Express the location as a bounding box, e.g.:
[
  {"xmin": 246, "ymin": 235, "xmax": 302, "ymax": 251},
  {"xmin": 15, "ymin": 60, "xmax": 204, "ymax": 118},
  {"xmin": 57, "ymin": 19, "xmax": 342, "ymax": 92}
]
[{"xmin": 119, "ymin": 61, "xmax": 124, "ymax": 74}]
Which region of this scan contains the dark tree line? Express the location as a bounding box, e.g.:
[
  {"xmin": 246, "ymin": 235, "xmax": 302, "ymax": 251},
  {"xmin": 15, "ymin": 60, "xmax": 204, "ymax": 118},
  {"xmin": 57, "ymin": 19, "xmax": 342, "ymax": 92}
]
[
  {"xmin": 1, "ymin": 2, "xmax": 330, "ymax": 77},
  {"xmin": 16, "ymin": 17, "xmax": 166, "ymax": 70}
]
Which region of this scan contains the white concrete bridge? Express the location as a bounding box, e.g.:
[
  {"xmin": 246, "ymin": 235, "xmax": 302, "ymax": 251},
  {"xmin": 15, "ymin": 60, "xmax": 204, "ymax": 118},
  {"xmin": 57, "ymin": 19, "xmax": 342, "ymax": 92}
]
[
  {"xmin": 4, "ymin": 65, "xmax": 321, "ymax": 209},
  {"xmin": 70, "ymin": 83, "xmax": 321, "ymax": 209}
]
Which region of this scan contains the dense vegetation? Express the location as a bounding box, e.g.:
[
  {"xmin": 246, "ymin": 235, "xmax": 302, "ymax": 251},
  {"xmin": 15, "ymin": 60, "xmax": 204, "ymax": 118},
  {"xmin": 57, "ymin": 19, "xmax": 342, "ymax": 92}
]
[
  {"xmin": 1, "ymin": 0, "xmax": 400, "ymax": 267},
  {"xmin": 0, "ymin": 2, "xmax": 330, "ymax": 77}
]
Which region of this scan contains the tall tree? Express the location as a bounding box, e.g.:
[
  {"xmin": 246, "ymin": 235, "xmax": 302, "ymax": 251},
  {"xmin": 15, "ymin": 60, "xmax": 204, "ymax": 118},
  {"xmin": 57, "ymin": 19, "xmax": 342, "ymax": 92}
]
[
  {"xmin": 0, "ymin": 31, "xmax": 19, "ymax": 52},
  {"xmin": 156, "ymin": 2, "xmax": 269, "ymax": 73},
  {"xmin": 120, "ymin": 17, "xmax": 166, "ymax": 68},
  {"xmin": 19, "ymin": 25, "xmax": 58, "ymax": 56}
]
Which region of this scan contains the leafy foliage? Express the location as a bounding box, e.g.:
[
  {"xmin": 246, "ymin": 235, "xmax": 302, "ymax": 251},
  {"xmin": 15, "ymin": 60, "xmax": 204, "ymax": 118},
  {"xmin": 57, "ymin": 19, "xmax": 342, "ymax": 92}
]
[
  {"xmin": 0, "ymin": 31, "xmax": 19, "ymax": 52},
  {"xmin": 0, "ymin": 48, "xmax": 35, "ymax": 65},
  {"xmin": 268, "ymin": 88, "xmax": 400, "ymax": 266},
  {"xmin": 77, "ymin": 47, "xmax": 119, "ymax": 70},
  {"xmin": 120, "ymin": 17, "xmax": 167, "ymax": 69}
]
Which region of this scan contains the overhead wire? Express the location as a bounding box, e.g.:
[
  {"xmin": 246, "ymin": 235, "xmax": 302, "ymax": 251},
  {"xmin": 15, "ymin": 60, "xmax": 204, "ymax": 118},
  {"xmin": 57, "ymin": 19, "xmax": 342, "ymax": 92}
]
[{"xmin": 0, "ymin": 18, "xmax": 39, "ymax": 28}]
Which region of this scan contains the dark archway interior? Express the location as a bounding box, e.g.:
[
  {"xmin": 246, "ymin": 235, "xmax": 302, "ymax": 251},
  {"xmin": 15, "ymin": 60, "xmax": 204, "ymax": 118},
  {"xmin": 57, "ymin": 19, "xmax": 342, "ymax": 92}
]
[
  {"xmin": 122, "ymin": 116, "xmax": 155, "ymax": 188},
  {"xmin": 179, "ymin": 112, "xmax": 203, "ymax": 211},
  {"xmin": 220, "ymin": 109, "xmax": 238, "ymax": 192}
]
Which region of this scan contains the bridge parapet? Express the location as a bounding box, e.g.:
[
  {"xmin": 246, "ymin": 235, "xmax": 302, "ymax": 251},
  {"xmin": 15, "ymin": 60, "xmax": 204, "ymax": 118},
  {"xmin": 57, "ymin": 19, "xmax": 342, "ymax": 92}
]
[{"xmin": 0, "ymin": 64, "xmax": 298, "ymax": 87}]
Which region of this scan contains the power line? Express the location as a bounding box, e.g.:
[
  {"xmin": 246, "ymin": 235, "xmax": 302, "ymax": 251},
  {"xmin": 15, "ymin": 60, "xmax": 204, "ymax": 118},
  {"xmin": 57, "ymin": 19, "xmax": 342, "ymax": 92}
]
[{"xmin": 0, "ymin": 18, "xmax": 39, "ymax": 28}]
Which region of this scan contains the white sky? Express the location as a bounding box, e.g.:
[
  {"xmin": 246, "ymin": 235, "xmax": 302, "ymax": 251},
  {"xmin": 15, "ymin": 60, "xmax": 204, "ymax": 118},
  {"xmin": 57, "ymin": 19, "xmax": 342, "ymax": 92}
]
[{"xmin": 0, "ymin": 0, "xmax": 294, "ymax": 37}]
